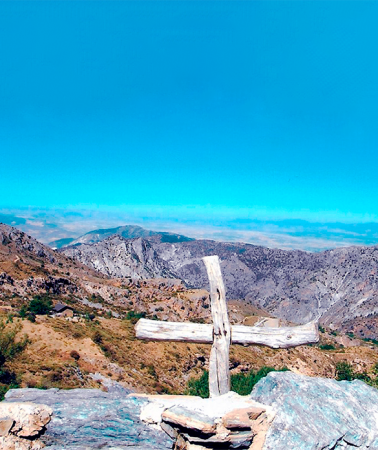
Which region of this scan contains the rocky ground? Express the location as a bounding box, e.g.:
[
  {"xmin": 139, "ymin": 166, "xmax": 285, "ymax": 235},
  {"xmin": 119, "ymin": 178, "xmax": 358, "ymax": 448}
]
[
  {"xmin": 0, "ymin": 224, "xmax": 212, "ymax": 324},
  {"xmin": 4, "ymin": 372, "xmax": 378, "ymax": 449}
]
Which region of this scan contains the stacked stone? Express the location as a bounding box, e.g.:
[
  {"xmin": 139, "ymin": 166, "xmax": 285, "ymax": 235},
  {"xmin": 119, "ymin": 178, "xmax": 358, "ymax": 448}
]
[
  {"xmin": 138, "ymin": 391, "xmax": 272, "ymax": 450},
  {"xmin": 161, "ymin": 404, "xmax": 268, "ymax": 449}
]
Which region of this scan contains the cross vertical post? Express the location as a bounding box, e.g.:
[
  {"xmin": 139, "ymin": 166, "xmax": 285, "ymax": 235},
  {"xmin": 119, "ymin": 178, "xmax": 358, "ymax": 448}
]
[
  {"xmin": 202, "ymin": 255, "xmax": 231, "ymax": 398},
  {"xmin": 135, "ymin": 255, "xmax": 319, "ymax": 398}
]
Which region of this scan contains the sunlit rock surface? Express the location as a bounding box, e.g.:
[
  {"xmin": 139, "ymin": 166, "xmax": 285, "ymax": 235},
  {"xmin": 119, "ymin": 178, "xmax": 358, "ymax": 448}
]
[
  {"xmin": 251, "ymin": 372, "xmax": 378, "ymax": 450},
  {"xmin": 4, "ymin": 386, "xmax": 173, "ymax": 450}
]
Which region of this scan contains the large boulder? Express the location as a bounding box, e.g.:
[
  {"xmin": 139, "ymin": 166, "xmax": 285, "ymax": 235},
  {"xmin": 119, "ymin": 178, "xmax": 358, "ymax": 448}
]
[
  {"xmin": 250, "ymin": 372, "xmax": 378, "ymax": 450},
  {"xmin": 4, "ymin": 387, "xmax": 173, "ymax": 449},
  {"xmin": 0, "ymin": 402, "xmax": 53, "ymax": 450}
]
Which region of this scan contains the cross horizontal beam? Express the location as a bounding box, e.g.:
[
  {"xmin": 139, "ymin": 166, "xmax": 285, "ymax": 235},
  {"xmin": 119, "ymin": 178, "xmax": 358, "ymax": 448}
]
[{"xmin": 135, "ymin": 318, "xmax": 319, "ymax": 349}]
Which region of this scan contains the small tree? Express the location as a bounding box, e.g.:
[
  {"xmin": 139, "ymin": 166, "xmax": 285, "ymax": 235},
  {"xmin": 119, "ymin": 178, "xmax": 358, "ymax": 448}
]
[{"xmin": 28, "ymin": 295, "xmax": 52, "ymax": 315}]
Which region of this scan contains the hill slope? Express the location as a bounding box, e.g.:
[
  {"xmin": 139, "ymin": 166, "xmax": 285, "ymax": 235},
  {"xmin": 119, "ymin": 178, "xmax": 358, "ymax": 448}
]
[
  {"xmin": 0, "ymin": 223, "xmax": 209, "ymax": 324},
  {"xmin": 61, "ymin": 224, "xmax": 194, "ymax": 247}
]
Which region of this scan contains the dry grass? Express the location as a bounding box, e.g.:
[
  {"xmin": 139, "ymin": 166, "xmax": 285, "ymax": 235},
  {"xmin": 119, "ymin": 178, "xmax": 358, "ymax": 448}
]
[{"xmin": 3, "ymin": 312, "xmax": 378, "ymax": 396}]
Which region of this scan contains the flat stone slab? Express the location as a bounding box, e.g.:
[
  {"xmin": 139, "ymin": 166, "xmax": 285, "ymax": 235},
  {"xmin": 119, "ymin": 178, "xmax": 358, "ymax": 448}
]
[
  {"xmin": 134, "ymin": 390, "xmax": 273, "ymax": 423},
  {"xmin": 162, "ymin": 406, "xmax": 216, "ymax": 435},
  {"xmin": 222, "ymin": 407, "xmax": 264, "ymax": 429}
]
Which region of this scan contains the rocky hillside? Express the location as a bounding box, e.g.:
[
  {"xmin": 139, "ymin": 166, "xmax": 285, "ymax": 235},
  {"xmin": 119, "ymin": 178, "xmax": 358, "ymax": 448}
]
[
  {"xmin": 62, "ymin": 235, "xmax": 378, "ymax": 338},
  {"xmin": 61, "ymin": 236, "xmax": 176, "ymax": 280},
  {"xmin": 0, "ymin": 223, "xmax": 210, "ymax": 324}
]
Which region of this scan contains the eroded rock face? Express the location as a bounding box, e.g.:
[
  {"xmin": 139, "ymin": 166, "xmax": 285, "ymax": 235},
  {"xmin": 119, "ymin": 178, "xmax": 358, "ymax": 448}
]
[
  {"xmin": 0, "ymin": 402, "xmax": 53, "ymax": 450},
  {"xmin": 250, "ymin": 372, "xmax": 378, "ymax": 450}
]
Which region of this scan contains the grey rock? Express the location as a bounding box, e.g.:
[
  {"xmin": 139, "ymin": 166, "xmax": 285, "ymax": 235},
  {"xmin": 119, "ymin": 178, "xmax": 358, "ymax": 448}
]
[
  {"xmin": 62, "ymin": 236, "xmax": 177, "ymax": 280},
  {"xmin": 0, "ymin": 224, "xmax": 57, "ymax": 264},
  {"xmin": 250, "ymin": 371, "xmax": 378, "ymax": 450},
  {"xmin": 4, "ymin": 387, "xmax": 173, "ymax": 450},
  {"xmin": 5, "ymin": 374, "xmax": 378, "ymax": 450}
]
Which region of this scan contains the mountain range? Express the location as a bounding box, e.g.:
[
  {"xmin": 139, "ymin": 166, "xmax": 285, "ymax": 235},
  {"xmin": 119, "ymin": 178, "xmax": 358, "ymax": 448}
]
[
  {"xmin": 59, "ymin": 224, "xmax": 378, "ymax": 338},
  {"xmin": 3, "ymin": 221, "xmax": 378, "ymax": 339}
]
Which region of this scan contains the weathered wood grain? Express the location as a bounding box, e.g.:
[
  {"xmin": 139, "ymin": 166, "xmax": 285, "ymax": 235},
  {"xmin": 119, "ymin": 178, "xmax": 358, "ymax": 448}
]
[
  {"xmin": 231, "ymin": 320, "xmax": 319, "ymax": 348},
  {"xmin": 202, "ymin": 256, "xmax": 230, "ymax": 397},
  {"xmin": 135, "ymin": 319, "xmax": 213, "ymax": 343},
  {"xmin": 135, "ymin": 318, "xmax": 319, "ymax": 348}
]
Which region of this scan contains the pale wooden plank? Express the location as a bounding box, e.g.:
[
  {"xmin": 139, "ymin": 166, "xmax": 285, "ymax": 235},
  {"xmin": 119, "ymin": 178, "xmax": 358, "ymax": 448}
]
[
  {"xmin": 135, "ymin": 318, "xmax": 213, "ymax": 343},
  {"xmin": 135, "ymin": 318, "xmax": 319, "ymax": 348},
  {"xmin": 202, "ymin": 256, "xmax": 231, "ymax": 397},
  {"xmin": 231, "ymin": 320, "xmax": 319, "ymax": 348}
]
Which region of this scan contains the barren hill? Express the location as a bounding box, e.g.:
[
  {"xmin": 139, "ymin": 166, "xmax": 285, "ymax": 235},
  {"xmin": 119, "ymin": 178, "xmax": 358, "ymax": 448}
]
[{"xmin": 57, "ymin": 224, "xmax": 194, "ymax": 248}]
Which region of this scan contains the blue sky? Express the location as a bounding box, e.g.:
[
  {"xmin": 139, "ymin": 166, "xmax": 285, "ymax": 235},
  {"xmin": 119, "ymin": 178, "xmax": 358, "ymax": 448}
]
[{"xmin": 1, "ymin": 1, "xmax": 378, "ymax": 224}]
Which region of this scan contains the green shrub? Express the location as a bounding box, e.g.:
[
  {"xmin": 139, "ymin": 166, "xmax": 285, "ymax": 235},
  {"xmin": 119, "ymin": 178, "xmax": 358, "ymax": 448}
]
[
  {"xmin": 28, "ymin": 295, "xmax": 52, "ymax": 315},
  {"xmin": 186, "ymin": 370, "xmax": 209, "ymax": 398},
  {"xmin": 92, "ymin": 330, "xmax": 103, "ymax": 345},
  {"xmin": 231, "ymin": 366, "xmax": 289, "ymax": 396},
  {"xmin": 125, "ymin": 310, "xmax": 146, "ymax": 324},
  {"xmin": 27, "ymin": 312, "xmax": 36, "ymax": 323},
  {"xmin": 319, "ymin": 344, "xmax": 336, "ymax": 350},
  {"xmin": 70, "ymin": 350, "xmax": 80, "ymax": 360},
  {"xmin": 336, "ymin": 361, "xmax": 355, "ymax": 381},
  {"xmin": 85, "ymin": 313, "xmax": 96, "ymax": 321},
  {"xmin": 186, "ymin": 366, "xmax": 289, "ymax": 398},
  {"xmin": 19, "ymin": 305, "xmax": 27, "ymax": 318},
  {"xmin": 0, "ymin": 321, "xmax": 29, "ymax": 400}
]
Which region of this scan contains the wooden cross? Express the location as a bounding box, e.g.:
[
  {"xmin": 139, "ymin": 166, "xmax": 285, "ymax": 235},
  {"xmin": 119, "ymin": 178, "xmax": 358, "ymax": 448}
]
[{"xmin": 135, "ymin": 255, "xmax": 319, "ymax": 397}]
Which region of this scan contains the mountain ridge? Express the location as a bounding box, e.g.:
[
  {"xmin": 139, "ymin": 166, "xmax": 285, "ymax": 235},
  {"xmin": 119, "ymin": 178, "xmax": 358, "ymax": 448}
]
[
  {"xmin": 53, "ymin": 224, "xmax": 194, "ymax": 248},
  {"xmin": 61, "ymin": 233, "xmax": 378, "ymax": 338}
]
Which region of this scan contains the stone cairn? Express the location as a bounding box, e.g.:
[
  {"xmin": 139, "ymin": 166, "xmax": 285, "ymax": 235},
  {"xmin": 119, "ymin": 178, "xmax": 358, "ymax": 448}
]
[{"xmin": 139, "ymin": 391, "xmax": 272, "ymax": 450}]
